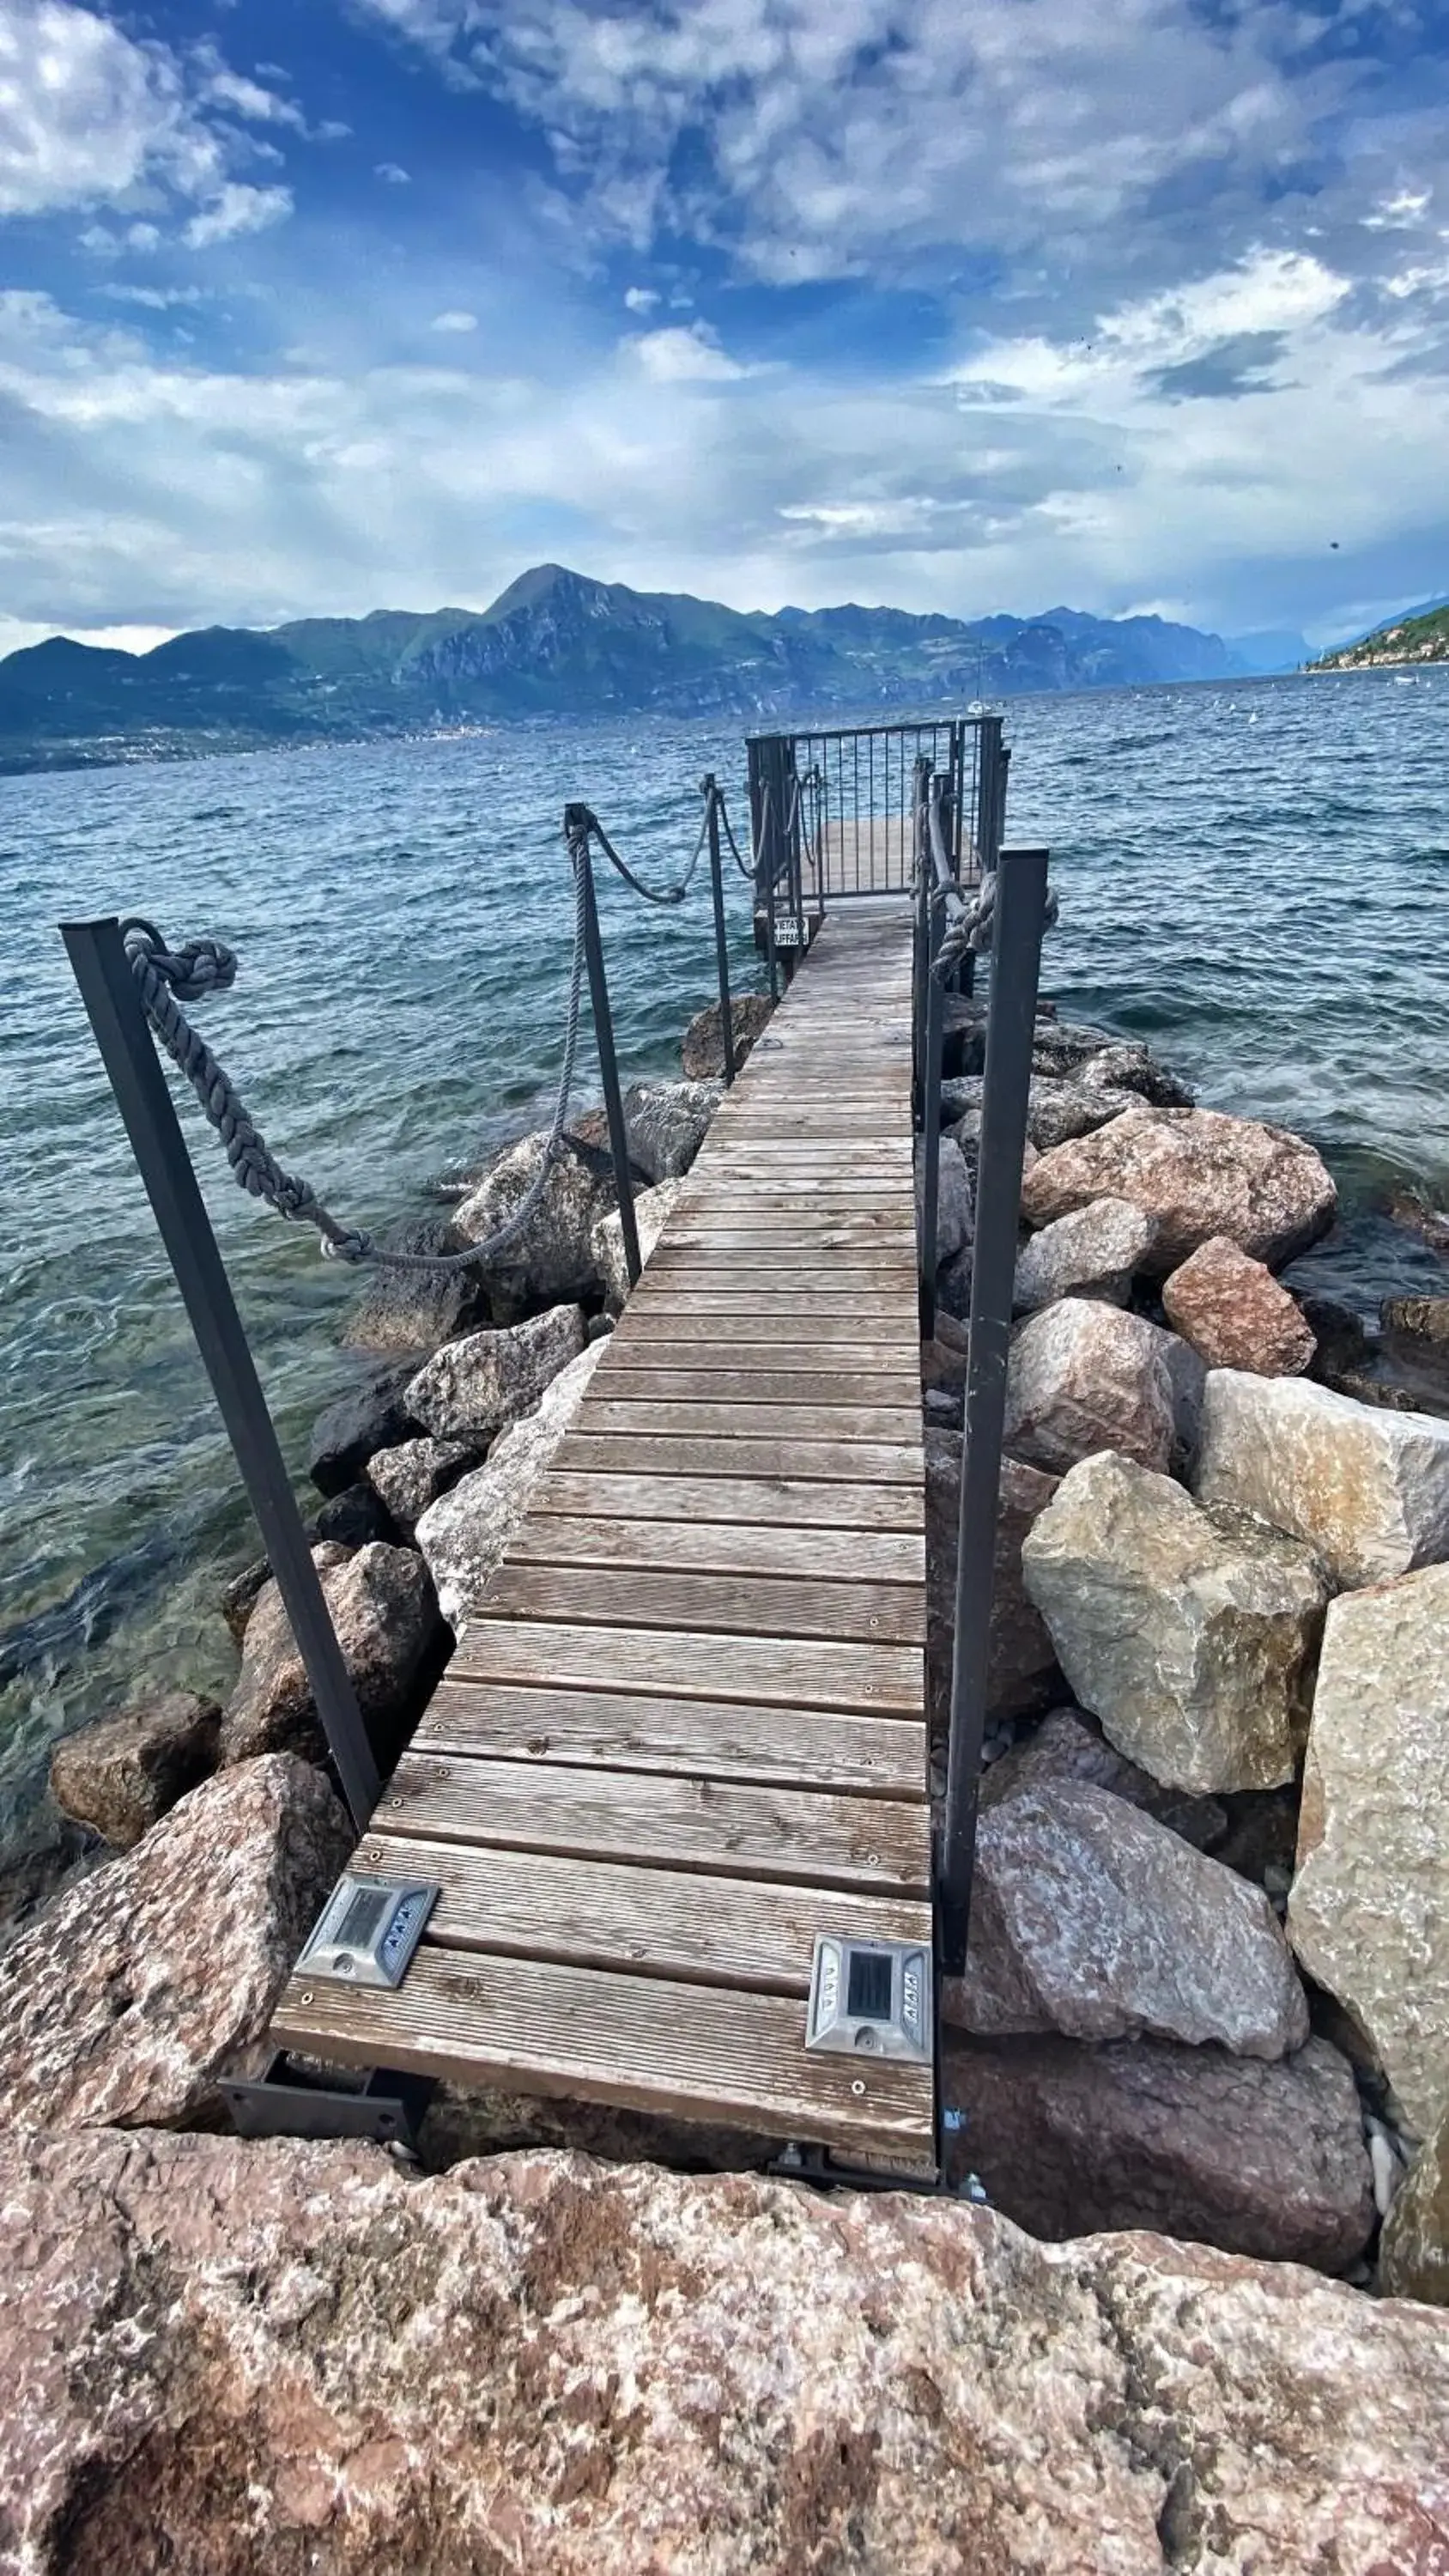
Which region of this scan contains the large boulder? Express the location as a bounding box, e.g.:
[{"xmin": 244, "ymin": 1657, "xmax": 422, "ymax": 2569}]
[
  {"xmin": 452, "ymin": 1131, "xmax": 617, "ymax": 1316},
  {"xmin": 7, "ymin": 2136, "xmax": 1446, "ymax": 2574},
  {"xmin": 1022, "ymin": 1452, "xmax": 1328, "ymax": 1794},
  {"xmin": 937, "ymin": 1072, "xmax": 1139, "ymax": 1152},
  {"xmin": 221, "ymin": 1541, "xmax": 443, "ymax": 1767},
  {"xmin": 5, "ymin": 2133, "xmax": 1441, "ymax": 2576},
  {"xmin": 307, "ymin": 1364, "xmax": 419, "ymax": 1497},
  {"xmin": 0, "ymin": 1756, "xmax": 351, "ymax": 2132},
  {"xmin": 415, "ymin": 1340, "xmax": 607, "ymax": 1628},
  {"xmin": 364, "ymin": 1436, "xmax": 480, "ymax": 1543},
  {"xmin": 1379, "ymin": 2104, "xmax": 1449, "ymax": 2305},
  {"xmin": 341, "ymin": 1215, "xmax": 493, "ymax": 1358},
  {"xmin": 948, "ymin": 2031, "xmax": 1374, "ymax": 2274},
  {"xmin": 1003, "ymin": 1299, "xmax": 1175, "ymax": 1475},
  {"xmin": 949, "ymin": 1780, "xmax": 1309, "ymax": 2057},
  {"xmin": 591, "ymin": 1179, "xmax": 682, "ymax": 1310},
  {"xmin": 979, "ymin": 1704, "xmax": 1227, "ymax": 1850},
  {"xmin": 1162, "ymin": 1235, "xmax": 1316, "ymax": 1376},
  {"xmin": 48, "ymin": 1691, "xmax": 221, "ymax": 1851},
  {"xmin": 1288, "ymin": 1563, "xmax": 1449, "ymax": 2138},
  {"xmin": 681, "ymin": 989, "xmax": 773, "ymax": 1078},
  {"xmin": 623, "ymin": 1078, "xmax": 721, "ymax": 1182},
  {"xmin": 1013, "ymin": 1196, "xmax": 1157, "ymax": 1313},
  {"xmin": 1021, "ymin": 1105, "xmax": 1337, "ymax": 1272},
  {"xmin": 925, "ymin": 1432, "xmax": 1059, "ymax": 1730},
  {"xmin": 1195, "ymin": 1369, "xmax": 1449, "ymax": 1587},
  {"xmin": 916, "ymin": 1134, "xmax": 973, "ymax": 1261},
  {"xmin": 1076, "ymin": 1038, "xmax": 1195, "ymax": 1108},
  {"xmin": 404, "ymin": 1304, "xmax": 585, "ymax": 1442}
]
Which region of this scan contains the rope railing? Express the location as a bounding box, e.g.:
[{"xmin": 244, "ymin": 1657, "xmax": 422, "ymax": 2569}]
[
  {"xmin": 571, "ymin": 798, "xmax": 711, "ymax": 908},
  {"xmin": 117, "ymin": 775, "xmax": 767, "ymax": 1274},
  {"xmin": 118, "ymin": 835, "xmax": 589, "ymax": 1272}
]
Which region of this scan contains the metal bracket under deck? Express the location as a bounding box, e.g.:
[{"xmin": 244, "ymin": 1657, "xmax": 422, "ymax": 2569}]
[{"xmin": 223, "ymin": 2050, "xmax": 436, "ymax": 2154}]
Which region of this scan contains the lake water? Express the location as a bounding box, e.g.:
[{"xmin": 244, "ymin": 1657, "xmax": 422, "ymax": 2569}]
[{"xmin": 2, "ymin": 671, "xmax": 1446, "ymax": 1856}]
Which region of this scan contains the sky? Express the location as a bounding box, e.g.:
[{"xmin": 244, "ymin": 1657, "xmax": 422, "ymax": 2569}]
[{"xmin": 2, "ymin": 0, "xmax": 1448, "ymax": 658}]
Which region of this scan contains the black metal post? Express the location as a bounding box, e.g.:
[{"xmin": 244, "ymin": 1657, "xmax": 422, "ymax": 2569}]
[
  {"xmin": 975, "ymin": 714, "xmax": 1004, "ymax": 872},
  {"xmin": 762, "ymin": 778, "xmax": 781, "ymax": 1003},
  {"xmin": 910, "ymin": 756, "xmax": 931, "ymax": 1118},
  {"xmin": 566, "ymin": 811, "xmax": 641, "ymax": 1289},
  {"xmin": 918, "ymin": 878, "xmax": 945, "ymax": 1340},
  {"xmin": 938, "ymin": 847, "xmax": 1051, "ymax": 1975},
  {"xmin": 701, "ymin": 775, "xmax": 737, "ymax": 1085},
  {"xmin": 59, "ymin": 917, "xmax": 381, "ymax": 1827}
]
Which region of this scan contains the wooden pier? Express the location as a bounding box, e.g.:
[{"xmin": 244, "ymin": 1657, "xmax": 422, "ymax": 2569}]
[{"xmin": 273, "ymin": 907, "xmax": 933, "ymax": 2166}]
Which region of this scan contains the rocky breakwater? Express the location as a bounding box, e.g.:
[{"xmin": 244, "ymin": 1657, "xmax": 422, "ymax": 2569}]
[
  {"xmin": 23, "ymin": 1017, "xmax": 741, "ymax": 2088},
  {"xmin": 940, "ymin": 1006, "xmax": 1449, "ymax": 2293},
  {"xmin": 2, "ymin": 990, "xmax": 1447, "ymax": 2566}
]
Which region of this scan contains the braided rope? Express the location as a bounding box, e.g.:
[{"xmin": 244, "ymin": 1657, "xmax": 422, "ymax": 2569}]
[
  {"xmin": 715, "ymin": 788, "xmax": 756, "ymax": 883},
  {"xmin": 119, "ymin": 841, "xmax": 588, "ymax": 1271},
  {"xmin": 577, "ymin": 800, "xmax": 709, "ymax": 908}
]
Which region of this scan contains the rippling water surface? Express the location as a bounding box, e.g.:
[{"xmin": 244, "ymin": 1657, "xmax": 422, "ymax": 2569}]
[{"xmin": 2, "ymin": 671, "xmax": 1446, "ymax": 1850}]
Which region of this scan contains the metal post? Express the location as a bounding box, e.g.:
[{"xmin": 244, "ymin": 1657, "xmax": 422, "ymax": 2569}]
[
  {"xmin": 59, "ymin": 917, "xmax": 381, "ymax": 1826},
  {"xmin": 918, "ymin": 875, "xmax": 945, "ymax": 1341},
  {"xmin": 701, "ymin": 775, "xmax": 737, "ymax": 1085},
  {"xmin": 910, "ymin": 756, "xmax": 931, "ymax": 1117},
  {"xmin": 938, "ymin": 848, "xmax": 1051, "ymax": 1975},
  {"xmin": 975, "ymin": 715, "xmax": 1004, "ymax": 873},
  {"xmin": 762, "ymin": 780, "xmax": 780, "ymax": 1003},
  {"xmin": 566, "ymin": 811, "xmax": 641, "ymax": 1289}
]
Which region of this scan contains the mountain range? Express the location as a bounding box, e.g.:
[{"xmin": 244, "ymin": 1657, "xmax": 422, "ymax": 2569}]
[{"xmin": 0, "ymin": 563, "xmax": 1309, "ymax": 775}]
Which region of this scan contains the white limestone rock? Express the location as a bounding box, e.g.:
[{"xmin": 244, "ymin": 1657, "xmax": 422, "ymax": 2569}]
[
  {"xmin": 1013, "ymin": 1195, "xmax": 1158, "ymax": 1313},
  {"xmin": 622, "ymin": 1078, "xmax": 721, "ymax": 1182},
  {"xmin": 591, "ymin": 1179, "xmax": 682, "ymax": 1310},
  {"xmin": 404, "ymin": 1304, "xmax": 585, "ymax": 1442},
  {"xmin": 1288, "ymin": 1562, "xmax": 1449, "ymax": 2138},
  {"xmin": 1022, "ymin": 1451, "xmax": 1328, "ymax": 1793},
  {"xmin": 1195, "ymin": 1368, "xmax": 1449, "ymax": 1587},
  {"xmin": 415, "ymin": 1340, "xmax": 606, "ymax": 1627}
]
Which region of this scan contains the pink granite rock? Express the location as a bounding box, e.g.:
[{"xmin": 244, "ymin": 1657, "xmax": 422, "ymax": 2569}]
[
  {"xmin": 1, "ymin": 2131, "xmax": 1446, "ymax": 2573},
  {"xmin": 1162, "ymin": 1235, "xmax": 1316, "ymax": 1375}
]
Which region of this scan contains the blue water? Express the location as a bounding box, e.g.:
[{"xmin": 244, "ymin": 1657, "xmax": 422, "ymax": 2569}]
[{"xmin": 2, "ymin": 671, "xmax": 1446, "ymax": 1851}]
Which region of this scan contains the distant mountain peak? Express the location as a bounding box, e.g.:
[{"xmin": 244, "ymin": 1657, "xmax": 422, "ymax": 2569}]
[{"xmin": 0, "ymin": 565, "xmax": 1300, "ymax": 775}]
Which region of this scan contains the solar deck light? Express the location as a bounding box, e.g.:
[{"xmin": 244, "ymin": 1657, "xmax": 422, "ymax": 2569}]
[
  {"xmin": 805, "ymin": 1936, "xmax": 932, "ymax": 2064},
  {"xmin": 296, "ymin": 1874, "xmax": 440, "ymax": 1990}
]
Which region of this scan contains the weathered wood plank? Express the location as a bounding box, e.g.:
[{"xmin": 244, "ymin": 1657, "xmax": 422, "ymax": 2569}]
[
  {"xmin": 512, "ymin": 1511, "xmax": 924, "ymax": 1583},
  {"xmin": 452, "ymin": 1618, "xmax": 922, "ymax": 1716},
  {"xmin": 535, "ymin": 1469, "xmax": 922, "ymax": 1529},
  {"xmin": 580, "ymin": 1370, "xmax": 919, "ymax": 1407},
  {"xmin": 576, "ymin": 1399, "xmax": 921, "ymax": 1442},
  {"xmin": 375, "ymin": 1749, "xmax": 931, "ymax": 1888},
  {"xmin": 272, "ymin": 1949, "xmax": 934, "ymax": 2159},
  {"xmin": 415, "ymin": 1677, "xmax": 927, "ymax": 1796},
  {"xmin": 604, "ymin": 1340, "xmax": 918, "ymax": 1376},
  {"xmin": 479, "ymin": 1559, "xmax": 925, "ymax": 1646},
  {"xmin": 555, "ymin": 1432, "xmax": 922, "ymax": 1483},
  {"xmin": 350, "ymin": 1830, "xmax": 929, "ymax": 1994}
]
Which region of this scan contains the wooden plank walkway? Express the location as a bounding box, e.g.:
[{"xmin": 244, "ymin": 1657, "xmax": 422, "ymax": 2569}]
[{"xmin": 272, "ymin": 907, "xmax": 932, "ymax": 2166}]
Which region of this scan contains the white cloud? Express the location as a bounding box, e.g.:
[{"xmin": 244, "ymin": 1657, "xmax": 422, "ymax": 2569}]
[
  {"xmin": 623, "ymin": 284, "xmax": 659, "ymax": 312},
  {"xmin": 375, "ymin": 161, "xmax": 412, "ymax": 185},
  {"xmin": 628, "ymin": 321, "xmax": 746, "ymax": 380},
  {"xmin": 346, "ymin": 0, "xmax": 1426, "ymax": 295},
  {"xmin": 1, "ymin": 246, "xmax": 1446, "ymax": 656},
  {"xmin": 0, "ymin": 0, "xmax": 301, "ymax": 244},
  {"xmin": 430, "ymin": 307, "xmax": 478, "ymax": 331},
  {"xmin": 183, "ymin": 183, "xmax": 293, "ymax": 250}
]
